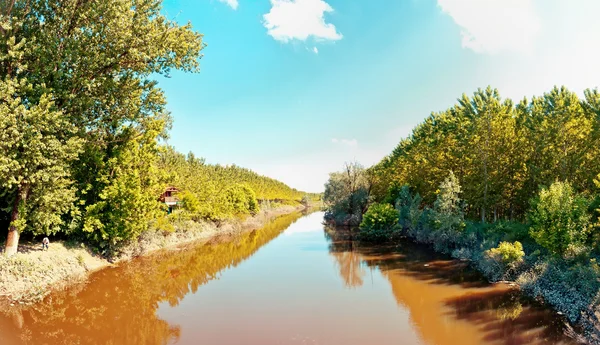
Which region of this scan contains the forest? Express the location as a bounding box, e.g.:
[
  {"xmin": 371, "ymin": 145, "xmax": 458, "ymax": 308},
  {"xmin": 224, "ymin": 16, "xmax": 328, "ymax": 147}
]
[
  {"xmin": 323, "ymin": 85, "xmax": 600, "ymax": 336},
  {"xmin": 0, "ymin": 0, "xmax": 315, "ymax": 256}
]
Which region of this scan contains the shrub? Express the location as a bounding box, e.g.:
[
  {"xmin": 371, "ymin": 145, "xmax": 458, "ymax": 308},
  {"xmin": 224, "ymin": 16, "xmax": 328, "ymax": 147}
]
[
  {"xmin": 527, "ymin": 181, "xmax": 592, "ymax": 257},
  {"xmin": 358, "ymin": 203, "xmax": 399, "ymax": 242},
  {"xmin": 479, "ymin": 241, "xmax": 525, "ymax": 281},
  {"xmin": 487, "ymin": 241, "xmax": 525, "ymax": 265}
]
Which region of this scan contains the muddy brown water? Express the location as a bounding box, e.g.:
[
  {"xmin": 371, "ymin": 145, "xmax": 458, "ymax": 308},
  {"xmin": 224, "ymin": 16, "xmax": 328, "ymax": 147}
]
[{"xmin": 0, "ymin": 211, "xmax": 580, "ymax": 345}]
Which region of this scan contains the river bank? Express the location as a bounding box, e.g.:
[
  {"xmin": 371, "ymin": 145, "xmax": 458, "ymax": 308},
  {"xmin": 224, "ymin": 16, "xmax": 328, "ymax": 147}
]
[
  {"xmin": 0, "ymin": 204, "xmax": 307, "ymax": 305},
  {"xmin": 359, "ymin": 224, "xmax": 596, "ymax": 345}
]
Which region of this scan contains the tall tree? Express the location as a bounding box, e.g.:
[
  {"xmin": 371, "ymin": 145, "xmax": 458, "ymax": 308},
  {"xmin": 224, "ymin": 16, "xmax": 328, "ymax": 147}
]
[
  {"xmin": 1, "ymin": 0, "xmax": 205, "ymax": 250},
  {"xmin": 0, "ymin": 79, "xmax": 81, "ymax": 256}
]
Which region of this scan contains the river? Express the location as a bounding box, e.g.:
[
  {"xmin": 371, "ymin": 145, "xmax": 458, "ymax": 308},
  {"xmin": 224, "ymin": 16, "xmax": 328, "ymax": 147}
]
[{"xmin": 0, "ymin": 211, "xmax": 580, "ymax": 345}]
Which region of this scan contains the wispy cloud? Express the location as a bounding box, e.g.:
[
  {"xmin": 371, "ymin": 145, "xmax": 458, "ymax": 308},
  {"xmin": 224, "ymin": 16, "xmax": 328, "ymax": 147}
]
[
  {"xmin": 263, "ymin": 0, "xmax": 342, "ymax": 43},
  {"xmin": 313, "ymin": 47, "xmax": 319, "ymax": 54},
  {"xmin": 218, "ymin": 0, "xmax": 238, "ymax": 10},
  {"xmin": 437, "ymin": 0, "xmax": 540, "ymax": 55},
  {"xmin": 331, "ymin": 138, "xmax": 358, "ymax": 147}
]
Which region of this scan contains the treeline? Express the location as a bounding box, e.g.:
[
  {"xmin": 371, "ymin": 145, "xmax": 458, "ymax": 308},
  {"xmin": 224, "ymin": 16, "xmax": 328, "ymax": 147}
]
[
  {"xmin": 157, "ymin": 147, "xmax": 320, "ymax": 221},
  {"xmin": 0, "ymin": 0, "xmax": 313, "ymax": 255},
  {"xmin": 323, "ymin": 86, "xmax": 600, "ymax": 335},
  {"xmin": 371, "ymin": 86, "xmax": 600, "ymax": 221}
]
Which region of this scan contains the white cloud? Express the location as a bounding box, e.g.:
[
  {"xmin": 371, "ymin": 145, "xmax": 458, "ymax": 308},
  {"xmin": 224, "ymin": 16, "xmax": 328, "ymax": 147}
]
[
  {"xmin": 331, "ymin": 138, "xmax": 358, "ymax": 147},
  {"xmin": 218, "ymin": 0, "xmax": 238, "ymax": 10},
  {"xmin": 313, "ymin": 47, "xmax": 319, "ymax": 54},
  {"xmin": 437, "ymin": 0, "xmax": 541, "ymax": 55},
  {"xmin": 263, "ymin": 0, "xmax": 343, "ymax": 43}
]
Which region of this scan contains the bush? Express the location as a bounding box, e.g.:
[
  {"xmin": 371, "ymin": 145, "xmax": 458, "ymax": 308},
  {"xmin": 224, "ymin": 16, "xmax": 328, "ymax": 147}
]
[
  {"xmin": 488, "ymin": 241, "xmax": 525, "ymax": 265},
  {"xmin": 358, "ymin": 203, "xmax": 399, "ymax": 242},
  {"xmin": 478, "ymin": 241, "xmax": 525, "ymax": 281},
  {"xmin": 527, "ymin": 181, "xmax": 592, "ymax": 257}
]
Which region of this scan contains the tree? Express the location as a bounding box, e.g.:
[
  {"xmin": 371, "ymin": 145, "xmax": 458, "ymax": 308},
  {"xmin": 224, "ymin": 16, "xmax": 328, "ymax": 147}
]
[
  {"xmin": 528, "ymin": 181, "xmax": 591, "ymax": 257},
  {"xmin": 431, "ymin": 171, "xmax": 465, "ymax": 232},
  {"xmin": 0, "ymin": 79, "xmax": 81, "ymax": 256},
  {"xmin": 323, "ymin": 162, "xmax": 371, "ymax": 226},
  {"xmin": 1, "ymin": 0, "xmax": 205, "ymax": 250}
]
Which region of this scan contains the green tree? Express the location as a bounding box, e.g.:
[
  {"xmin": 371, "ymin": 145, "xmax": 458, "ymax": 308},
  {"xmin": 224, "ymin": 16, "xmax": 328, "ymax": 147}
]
[
  {"xmin": 528, "ymin": 181, "xmax": 592, "ymax": 257},
  {"xmin": 0, "ymin": 79, "xmax": 81, "ymax": 256},
  {"xmin": 431, "ymin": 171, "xmax": 465, "ymax": 232},
  {"xmin": 323, "ymin": 162, "xmax": 371, "ymax": 226},
  {"xmin": 1, "ymin": 0, "xmax": 205, "ymax": 250}
]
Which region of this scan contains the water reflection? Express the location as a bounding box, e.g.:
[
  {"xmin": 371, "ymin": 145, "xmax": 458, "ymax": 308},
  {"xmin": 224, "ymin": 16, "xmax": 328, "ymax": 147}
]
[
  {"xmin": 0, "ymin": 212, "xmax": 304, "ymax": 345},
  {"xmin": 324, "ymin": 226, "xmax": 580, "ymax": 345},
  {"xmin": 326, "ymin": 231, "xmax": 365, "ymax": 288}
]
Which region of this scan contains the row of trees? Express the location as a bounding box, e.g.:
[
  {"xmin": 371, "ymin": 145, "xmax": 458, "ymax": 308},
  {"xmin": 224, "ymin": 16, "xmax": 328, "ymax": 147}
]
[
  {"xmin": 0, "ymin": 0, "xmax": 313, "ymax": 255},
  {"xmin": 323, "ymin": 86, "xmax": 600, "ymax": 328},
  {"xmin": 157, "ymin": 147, "xmax": 319, "ymax": 221},
  {"xmin": 371, "ymin": 86, "xmax": 600, "ymax": 222}
]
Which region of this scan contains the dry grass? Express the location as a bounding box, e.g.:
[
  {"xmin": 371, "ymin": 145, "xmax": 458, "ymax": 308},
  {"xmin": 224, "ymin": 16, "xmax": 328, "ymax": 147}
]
[{"xmin": 0, "ymin": 241, "xmax": 106, "ymax": 304}]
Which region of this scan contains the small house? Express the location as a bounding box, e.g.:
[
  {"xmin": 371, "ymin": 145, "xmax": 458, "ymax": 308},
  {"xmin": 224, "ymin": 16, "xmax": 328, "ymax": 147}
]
[{"xmin": 160, "ymin": 186, "xmax": 180, "ymax": 213}]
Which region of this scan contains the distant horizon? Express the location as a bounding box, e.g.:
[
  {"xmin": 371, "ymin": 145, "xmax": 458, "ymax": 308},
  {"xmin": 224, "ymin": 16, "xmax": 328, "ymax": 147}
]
[{"xmin": 158, "ymin": 0, "xmax": 600, "ymax": 193}]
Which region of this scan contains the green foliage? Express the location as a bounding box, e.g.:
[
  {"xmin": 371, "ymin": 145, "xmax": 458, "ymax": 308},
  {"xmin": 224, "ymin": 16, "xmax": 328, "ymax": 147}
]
[
  {"xmin": 527, "ymin": 181, "xmax": 592, "ymax": 257},
  {"xmin": 360, "ymin": 203, "xmax": 398, "ymax": 231},
  {"xmin": 0, "ymin": 78, "xmax": 82, "ymax": 237},
  {"xmin": 323, "ymin": 162, "xmax": 371, "ymax": 226},
  {"xmin": 431, "ymin": 171, "xmax": 465, "ymax": 232},
  {"xmin": 369, "ymin": 86, "xmax": 600, "ymax": 223},
  {"xmin": 0, "ymin": 0, "xmax": 205, "ymax": 250},
  {"xmin": 358, "ymin": 203, "xmax": 399, "ymax": 242},
  {"xmin": 180, "ymin": 191, "xmax": 201, "ymax": 214},
  {"xmin": 383, "ymin": 182, "xmax": 405, "ymax": 205},
  {"xmin": 225, "ymin": 184, "xmax": 260, "ymax": 216},
  {"xmin": 487, "ymin": 241, "xmax": 525, "ymax": 265},
  {"xmin": 155, "ymin": 148, "xmax": 308, "ymax": 222}
]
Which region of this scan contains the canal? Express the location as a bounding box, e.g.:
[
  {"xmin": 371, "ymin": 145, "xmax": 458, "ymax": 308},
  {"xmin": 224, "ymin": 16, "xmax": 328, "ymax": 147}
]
[{"xmin": 0, "ymin": 211, "xmax": 578, "ymax": 344}]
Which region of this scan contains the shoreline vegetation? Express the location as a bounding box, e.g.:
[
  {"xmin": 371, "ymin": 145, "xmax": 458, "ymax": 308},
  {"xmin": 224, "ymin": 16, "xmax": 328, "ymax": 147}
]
[
  {"xmin": 0, "ymin": 0, "xmax": 322, "ymax": 313},
  {"xmin": 0, "ymin": 203, "xmax": 311, "ymax": 305},
  {"xmin": 324, "ymin": 87, "xmax": 600, "ymax": 344}
]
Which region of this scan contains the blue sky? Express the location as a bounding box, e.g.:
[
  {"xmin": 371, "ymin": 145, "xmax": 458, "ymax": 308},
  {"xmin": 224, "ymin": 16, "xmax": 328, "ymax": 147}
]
[{"xmin": 158, "ymin": 0, "xmax": 600, "ymax": 193}]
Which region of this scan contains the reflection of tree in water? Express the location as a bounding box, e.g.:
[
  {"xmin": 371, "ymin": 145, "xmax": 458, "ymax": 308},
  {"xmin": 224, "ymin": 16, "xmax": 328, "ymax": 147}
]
[
  {"xmin": 325, "ymin": 227, "xmax": 365, "ymax": 288},
  {"xmin": 0, "ymin": 212, "xmax": 304, "ymax": 345},
  {"xmin": 324, "ymin": 227, "xmax": 579, "ymax": 345}
]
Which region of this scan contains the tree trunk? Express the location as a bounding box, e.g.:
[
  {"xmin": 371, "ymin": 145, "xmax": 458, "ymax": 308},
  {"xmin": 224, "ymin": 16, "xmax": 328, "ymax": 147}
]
[{"xmin": 4, "ymin": 185, "xmax": 27, "ymax": 257}]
